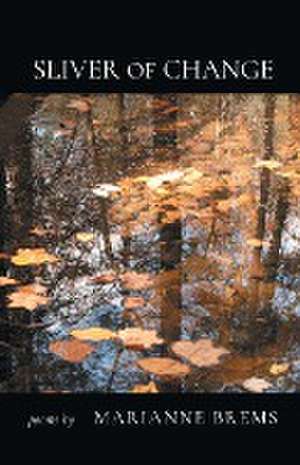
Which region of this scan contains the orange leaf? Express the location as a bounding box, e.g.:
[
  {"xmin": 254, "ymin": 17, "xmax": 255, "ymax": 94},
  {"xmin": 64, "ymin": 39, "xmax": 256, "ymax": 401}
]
[
  {"xmin": 0, "ymin": 276, "xmax": 18, "ymax": 286},
  {"xmin": 138, "ymin": 357, "xmax": 190, "ymax": 378},
  {"xmin": 131, "ymin": 381, "xmax": 159, "ymax": 393},
  {"xmin": 121, "ymin": 272, "xmax": 153, "ymax": 290},
  {"xmin": 11, "ymin": 248, "xmax": 58, "ymax": 266},
  {"xmin": 49, "ymin": 339, "xmax": 94, "ymax": 363},
  {"xmin": 172, "ymin": 339, "xmax": 229, "ymax": 368},
  {"xmin": 123, "ymin": 297, "xmax": 145, "ymax": 310},
  {"xmin": 8, "ymin": 283, "xmax": 49, "ymax": 311}
]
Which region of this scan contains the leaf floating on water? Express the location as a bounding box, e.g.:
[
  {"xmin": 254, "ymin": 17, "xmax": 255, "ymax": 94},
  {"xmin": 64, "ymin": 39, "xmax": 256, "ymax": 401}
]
[
  {"xmin": 242, "ymin": 377, "xmax": 272, "ymax": 393},
  {"xmin": 30, "ymin": 226, "xmax": 49, "ymax": 237},
  {"xmin": 92, "ymin": 184, "xmax": 121, "ymax": 199},
  {"xmin": 117, "ymin": 328, "xmax": 163, "ymax": 350},
  {"xmin": 67, "ymin": 99, "xmax": 91, "ymax": 113},
  {"xmin": 8, "ymin": 283, "xmax": 49, "ymax": 311},
  {"xmin": 138, "ymin": 357, "xmax": 190, "ymax": 378},
  {"xmin": 140, "ymin": 170, "xmax": 183, "ymax": 190},
  {"xmin": 70, "ymin": 327, "xmax": 116, "ymax": 342},
  {"xmin": 123, "ymin": 297, "xmax": 145, "ymax": 310},
  {"xmin": 253, "ymin": 160, "xmax": 282, "ymax": 170},
  {"xmin": 0, "ymin": 252, "xmax": 9, "ymax": 260},
  {"xmin": 49, "ymin": 339, "xmax": 94, "ymax": 363},
  {"xmin": 131, "ymin": 381, "xmax": 159, "ymax": 393},
  {"xmin": 172, "ymin": 339, "xmax": 230, "ymax": 368},
  {"xmin": 269, "ymin": 362, "xmax": 290, "ymax": 376},
  {"xmin": 11, "ymin": 248, "xmax": 58, "ymax": 266},
  {"xmin": 90, "ymin": 272, "xmax": 117, "ymax": 284},
  {"xmin": 0, "ymin": 277, "xmax": 18, "ymax": 286},
  {"xmin": 61, "ymin": 118, "xmax": 77, "ymax": 130},
  {"xmin": 121, "ymin": 272, "xmax": 153, "ymax": 290},
  {"xmin": 75, "ymin": 232, "xmax": 95, "ymax": 243},
  {"xmin": 246, "ymin": 239, "xmax": 270, "ymax": 248}
]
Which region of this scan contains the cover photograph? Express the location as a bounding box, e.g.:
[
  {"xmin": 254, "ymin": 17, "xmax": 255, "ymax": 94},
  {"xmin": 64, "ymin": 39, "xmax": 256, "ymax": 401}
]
[{"xmin": 0, "ymin": 56, "xmax": 299, "ymax": 430}]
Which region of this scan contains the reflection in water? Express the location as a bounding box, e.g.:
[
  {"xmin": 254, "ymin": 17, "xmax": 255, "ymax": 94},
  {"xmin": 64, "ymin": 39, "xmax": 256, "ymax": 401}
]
[{"xmin": 1, "ymin": 93, "xmax": 300, "ymax": 393}]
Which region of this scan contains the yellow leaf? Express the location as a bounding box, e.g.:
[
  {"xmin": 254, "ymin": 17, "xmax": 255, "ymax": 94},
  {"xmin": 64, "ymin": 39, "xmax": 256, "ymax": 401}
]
[
  {"xmin": 253, "ymin": 160, "xmax": 282, "ymax": 170},
  {"xmin": 269, "ymin": 363, "xmax": 289, "ymax": 376},
  {"xmin": 70, "ymin": 327, "xmax": 116, "ymax": 341},
  {"xmin": 131, "ymin": 381, "xmax": 159, "ymax": 393},
  {"xmin": 11, "ymin": 248, "xmax": 58, "ymax": 266},
  {"xmin": 242, "ymin": 377, "xmax": 272, "ymax": 393},
  {"xmin": 117, "ymin": 328, "xmax": 163, "ymax": 350},
  {"xmin": 246, "ymin": 239, "xmax": 270, "ymax": 248},
  {"xmin": 75, "ymin": 232, "xmax": 95, "ymax": 242}
]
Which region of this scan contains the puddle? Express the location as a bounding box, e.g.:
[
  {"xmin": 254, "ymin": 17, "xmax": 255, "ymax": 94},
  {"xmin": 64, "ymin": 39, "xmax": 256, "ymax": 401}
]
[{"xmin": 1, "ymin": 93, "xmax": 300, "ymax": 393}]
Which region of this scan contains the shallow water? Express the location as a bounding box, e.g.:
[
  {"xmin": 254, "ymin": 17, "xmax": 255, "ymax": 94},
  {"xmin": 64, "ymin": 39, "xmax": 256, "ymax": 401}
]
[{"xmin": 1, "ymin": 93, "xmax": 300, "ymax": 393}]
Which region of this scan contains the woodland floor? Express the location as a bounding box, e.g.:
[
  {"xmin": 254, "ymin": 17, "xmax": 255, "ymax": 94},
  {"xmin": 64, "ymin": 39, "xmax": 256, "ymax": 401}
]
[{"xmin": 1, "ymin": 93, "xmax": 300, "ymax": 393}]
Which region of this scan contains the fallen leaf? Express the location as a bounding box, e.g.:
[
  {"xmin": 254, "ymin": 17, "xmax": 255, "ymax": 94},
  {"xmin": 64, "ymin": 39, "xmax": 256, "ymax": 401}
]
[
  {"xmin": 61, "ymin": 119, "xmax": 77, "ymax": 129},
  {"xmin": 253, "ymin": 160, "xmax": 282, "ymax": 170},
  {"xmin": 53, "ymin": 128, "xmax": 73, "ymax": 138},
  {"xmin": 123, "ymin": 297, "xmax": 145, "ymax": 310},
  {"xmin": 90, "ymin": 272, "xmax": 117, "ymax": 284},
  {"xmin": 30, "ymin": 226, "xmax": 49, "ymax": 237},
  {"xmin": 70, "ymin": 327, "xmax": 116, "ymax": 341},
  {"xmin": 75, "ymin": 232, "xmax": 95, "ymax": 242},
  {"xmin": 242, "ymin": 377, "xmax": 272, "ymax": 393},
  {"xmin": 246, "ymin": 239, "xmax": 270, "ymax": 248},
  {"xmin": 269, "ymin": 362, "xmax": 290, "ymax": 376},
  {"xmin": 92, "ymin": 184, "xmax": 121, "ymax": 199},
  {"xmin": 142, "ymin": 171, "xmax": 183, "ymax": 190},
  {"xmin": 67, "ymin": 99, "xmax": 91, "ymax": 113},
  {"xmin": 0, "ymin": 252, "xmax": 9, "ymax": 259},
  {"xmin": 49, "ymin": 339, "xmax": 94, "ymax": 363},
  {"xmin": 172, "ymin": 339, "xmax": 229, "ymax": 368},
  {"xmin": 138, "ymin": 357, "xmax": 190, "ymax": 377},
  {"xmin": 0, "ymin": 277, "xmax": 18, "ymax": 286},
  {"xmin": 8, "ymin": 283, "xmax": 49, "ymax": 311},
  {"xmin": 117, "ymin": 328, "xmax": 163, "ymax": 350},
  {"xmin": 131, "ymin": 381, "xmax": 159, "ymax": 393},
  {"xmin": 11, "ymin": 248, "xmax": 58, "ymax": 266},
  {"xmin": 121, "ymin": 272, "xmax": 153, "ymax": 290}
]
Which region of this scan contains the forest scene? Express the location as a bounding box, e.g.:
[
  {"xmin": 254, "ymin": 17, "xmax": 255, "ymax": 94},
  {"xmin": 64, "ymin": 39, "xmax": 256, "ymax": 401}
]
[{"xmin": 1, "ymin": 93, "xmax": 300, "ymax": 394}]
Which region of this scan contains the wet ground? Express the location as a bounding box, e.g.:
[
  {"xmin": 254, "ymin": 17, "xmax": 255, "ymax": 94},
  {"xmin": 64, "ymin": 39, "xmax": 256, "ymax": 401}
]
[{"xmin": 1, "ymin": 93, "xmax": 300, "ymax": 393}]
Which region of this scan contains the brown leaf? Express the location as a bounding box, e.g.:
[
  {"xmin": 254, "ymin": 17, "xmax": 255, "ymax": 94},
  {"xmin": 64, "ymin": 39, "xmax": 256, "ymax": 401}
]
[
  {"xmin": 138, "ymin": 357, "xmax": 190, "ymax": 377},
  {"xmin": 0, "ymin": 277, "xmax": 18, "ymax": 286},
  {"xmin": 131, "ymin": 381, "xmax": 159, "ymax": 393},
  {"xmin": 172, "ymin": 339, "xmax": 229, "ymax": 368},
  {"xmin": 121, "ymin": 272, "xmax": 153, "ymax": 290},
  {"xmin": 30, "ymin": 226, "xmax": 49, "ymax": 237},
  {"xmin": 90, "ymin": 272, "xmax": 117, "ymax": 284},
  {"xmin": 8, "ymin": 283, "xmax": 49, "ymax": 311},
  {"xmin": 49, "ymin": 339, "xmax": 94, "ymax": 363},
  {"xmin": 11, "ymin": 248, "xmax": 58, "ymax": 266},
  {"xmin": 61, "ymin": 118, "xmax": 77, "ymax": 130},
  {"xmin": 242, "ymin": 377, "xmax": 272, "ymax": 393},
  {"xmin": 70, "ymin": 327, "xmax": 116, "ymax": 342},
  {"xmin": 123, "ymin": 297, "xmax": 145, "ymax": 310},
  {"xmin": 117, "ymin": 328, "xmax": 163, "ymax": 350},
  {"xmin": 67, "ymin": 99, "xmax": 91, "ymax": 113}
]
